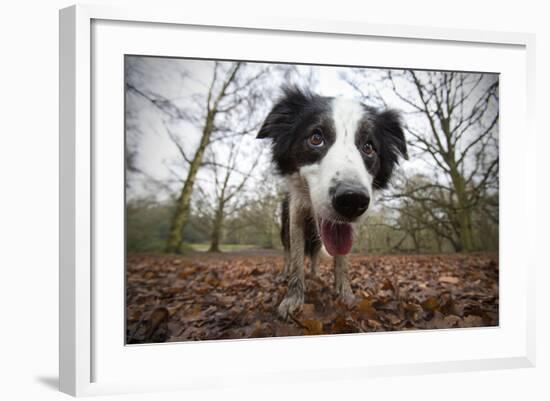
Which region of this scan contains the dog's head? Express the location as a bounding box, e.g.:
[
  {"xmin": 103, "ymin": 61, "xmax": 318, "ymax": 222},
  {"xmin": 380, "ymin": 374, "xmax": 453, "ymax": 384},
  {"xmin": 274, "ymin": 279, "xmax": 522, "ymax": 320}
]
[{"xmin": 257, "ymin": 86, "xmax": 407, "ymax": 256}]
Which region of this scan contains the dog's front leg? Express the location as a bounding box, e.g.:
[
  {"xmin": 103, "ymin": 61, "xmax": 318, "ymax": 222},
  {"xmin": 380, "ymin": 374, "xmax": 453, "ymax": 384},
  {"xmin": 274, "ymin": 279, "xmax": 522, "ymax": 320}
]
[
  {"xmin": 277, "ymin": 201, "xmax": 305, "ymax": 320},
  {"xmin": 334, "ymin": 256, "xmax": 355, "ymax": 307},
  {"xmin": 279, "ymin": 250, "xmax": 291, "ymax": 281},
  {"xmin": 309, "ymin": 247, "xmax": 320, "ymax": 277}
]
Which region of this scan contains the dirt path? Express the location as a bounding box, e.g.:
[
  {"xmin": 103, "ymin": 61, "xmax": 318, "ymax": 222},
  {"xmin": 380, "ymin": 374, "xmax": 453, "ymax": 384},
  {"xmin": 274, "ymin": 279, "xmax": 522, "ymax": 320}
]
[{"xmin": 126, "ymin": 251, "xmax": 498, "ymax": 343}]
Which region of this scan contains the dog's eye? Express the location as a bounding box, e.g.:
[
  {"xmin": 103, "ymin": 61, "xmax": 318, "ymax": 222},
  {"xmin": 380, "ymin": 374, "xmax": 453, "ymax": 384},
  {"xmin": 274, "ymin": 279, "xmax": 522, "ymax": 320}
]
[
  {"xmin": 362, "ymin": 142, "xmax": 375, "ymax": 157},
  {"xmin": 307, "ymin": 130, "xmax": 325, "ymax": 149}
]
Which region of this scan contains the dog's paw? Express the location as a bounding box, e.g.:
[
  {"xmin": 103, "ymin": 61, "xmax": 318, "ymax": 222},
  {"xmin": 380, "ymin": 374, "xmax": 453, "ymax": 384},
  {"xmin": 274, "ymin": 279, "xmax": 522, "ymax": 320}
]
[
  {"xmin": 309, "ymin": 265, "xmax": 318, "ymax": 278},
  {"xmin": 277, "ymin": 263, "xmax": 291, "ymax": 283},
  {"xmin": 336, "ymin": 283, "xmax": 356, "ymax": 308},
  {"xmin": 277, "ymin": 292, "xmax": 304, "ymax": 320}
]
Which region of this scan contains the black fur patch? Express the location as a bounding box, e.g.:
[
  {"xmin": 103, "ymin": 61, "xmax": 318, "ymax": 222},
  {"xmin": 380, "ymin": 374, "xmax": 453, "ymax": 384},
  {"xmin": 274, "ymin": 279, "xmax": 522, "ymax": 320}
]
[
  {"xmin": 371, "ymin": 109, "xmax": 408, "ymax": 189},
  {"xmin": 257, "ymin": 86, "xmax": 335, "ymax": 175},
  {"xmin": 353, "ymin": 107, "xmax": 408, "ymax": 189}
]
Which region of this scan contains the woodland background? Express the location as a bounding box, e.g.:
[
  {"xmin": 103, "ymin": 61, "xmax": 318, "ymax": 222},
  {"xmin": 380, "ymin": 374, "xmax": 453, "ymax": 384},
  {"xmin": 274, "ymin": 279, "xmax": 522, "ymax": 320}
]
[
  {"xmin": 125, "ymin": 57, "xmax": 499, "ymax": 342},
  {"xmin": 126, "ymin": 58, "xmax": 499, "ymax": 255}
]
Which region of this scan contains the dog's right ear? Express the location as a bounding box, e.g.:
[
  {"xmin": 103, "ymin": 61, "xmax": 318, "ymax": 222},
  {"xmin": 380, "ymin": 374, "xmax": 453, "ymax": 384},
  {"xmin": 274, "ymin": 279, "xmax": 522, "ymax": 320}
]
[{"xmin": 257, "ymin": 86, "xmax": 311, "ymax": 139}]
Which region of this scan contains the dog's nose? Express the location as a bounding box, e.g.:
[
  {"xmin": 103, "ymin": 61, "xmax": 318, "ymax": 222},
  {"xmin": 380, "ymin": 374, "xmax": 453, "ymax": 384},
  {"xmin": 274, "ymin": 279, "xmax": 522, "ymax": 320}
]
[{"xmin": 331, "ymin": 183, "xmax": 370, "ymax": 220}]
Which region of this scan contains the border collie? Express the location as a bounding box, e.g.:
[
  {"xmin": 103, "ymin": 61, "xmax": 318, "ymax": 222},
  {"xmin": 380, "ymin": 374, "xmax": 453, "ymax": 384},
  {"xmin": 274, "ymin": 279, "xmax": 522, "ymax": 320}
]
[{"xmin": 257, "ymin": 87, "xmax": 407, "ymax": 319}]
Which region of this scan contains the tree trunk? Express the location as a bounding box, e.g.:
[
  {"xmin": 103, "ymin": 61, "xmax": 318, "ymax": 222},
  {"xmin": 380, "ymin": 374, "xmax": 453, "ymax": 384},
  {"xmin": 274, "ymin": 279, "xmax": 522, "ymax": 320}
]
[
  {"xmin": 411, "ymin": 232, "xmax": 420, "ymax": 253},
  {"xmin": 434, "ymin": 231, "xmax": 443, "ymax": 253},
  {"xmin": 165, "ymin": 115, "xmax": 214, "ymax": 253},
  {"xmin": 449, "ymin": 163, "xmax": 474, "ymax": 252},
  {"xmin": 208, "ymin": 204, "xmax": 224, "ymax": 253},
  {"xmin": 160, "ymin": 62, "xmax": 242, "ymax": 253}
]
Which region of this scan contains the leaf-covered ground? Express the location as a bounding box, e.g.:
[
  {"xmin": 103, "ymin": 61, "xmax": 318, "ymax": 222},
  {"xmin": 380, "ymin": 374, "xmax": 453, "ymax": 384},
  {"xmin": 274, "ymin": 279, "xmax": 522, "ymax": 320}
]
[{"xmin": 126, "ymin": 251, "xmax": 498, "ymax": 344}]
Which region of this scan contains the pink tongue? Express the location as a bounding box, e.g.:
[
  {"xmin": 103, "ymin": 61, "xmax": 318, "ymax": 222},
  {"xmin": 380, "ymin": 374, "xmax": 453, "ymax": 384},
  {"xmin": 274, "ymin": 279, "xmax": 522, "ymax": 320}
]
[{"xmin": 320, "ymin": 220, "xmax": 354, "ymax": 256}]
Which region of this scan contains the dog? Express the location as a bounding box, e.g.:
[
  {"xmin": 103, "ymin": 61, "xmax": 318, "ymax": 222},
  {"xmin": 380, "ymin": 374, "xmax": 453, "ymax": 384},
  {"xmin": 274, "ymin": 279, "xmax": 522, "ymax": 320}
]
[{"xmin": 257, "ymin": 86, "xmax": 407, "ymax": 319}]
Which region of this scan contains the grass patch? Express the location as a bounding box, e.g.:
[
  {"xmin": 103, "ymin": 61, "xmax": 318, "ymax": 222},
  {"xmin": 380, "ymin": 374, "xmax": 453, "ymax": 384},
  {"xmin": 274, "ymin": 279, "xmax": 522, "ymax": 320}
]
[{"xmin": 189, "ymin": 243, "xmax": 259, "ymax": 252}]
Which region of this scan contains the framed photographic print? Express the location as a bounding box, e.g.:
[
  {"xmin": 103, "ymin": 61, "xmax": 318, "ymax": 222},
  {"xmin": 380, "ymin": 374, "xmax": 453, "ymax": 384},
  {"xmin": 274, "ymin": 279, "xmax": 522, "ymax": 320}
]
[{"xmin": 59, "ymin": 4, "xmax": 536, "ymax": 397}]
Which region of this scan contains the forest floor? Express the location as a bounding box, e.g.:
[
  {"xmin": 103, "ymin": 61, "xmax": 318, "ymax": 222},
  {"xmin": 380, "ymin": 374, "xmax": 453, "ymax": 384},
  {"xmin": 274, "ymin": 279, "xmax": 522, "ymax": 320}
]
[{"xmin": 126, "ymin": 250, "xmax": 498, "ymax": 343}]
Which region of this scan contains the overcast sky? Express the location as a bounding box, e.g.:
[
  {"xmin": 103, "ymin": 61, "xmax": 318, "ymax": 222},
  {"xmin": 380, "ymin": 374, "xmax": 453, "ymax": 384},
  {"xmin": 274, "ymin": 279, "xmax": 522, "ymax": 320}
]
[{"xmin": 125, "ymin": 56, "xmax": 499, "ymax": 204}]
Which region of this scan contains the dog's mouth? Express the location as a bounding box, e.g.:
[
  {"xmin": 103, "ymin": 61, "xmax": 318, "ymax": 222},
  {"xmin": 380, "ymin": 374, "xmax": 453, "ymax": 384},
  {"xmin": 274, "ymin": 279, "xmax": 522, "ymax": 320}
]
[{"xmin": 319, "ymin": 218, "xmax": 354, "ymax": 256}]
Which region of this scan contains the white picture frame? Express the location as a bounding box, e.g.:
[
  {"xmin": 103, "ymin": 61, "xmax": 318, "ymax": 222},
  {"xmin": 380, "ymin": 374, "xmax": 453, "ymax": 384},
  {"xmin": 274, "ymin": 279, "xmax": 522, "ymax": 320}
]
[{"xmin": 59, "ymin": 3, "xmax": 536, "ymax": 397}]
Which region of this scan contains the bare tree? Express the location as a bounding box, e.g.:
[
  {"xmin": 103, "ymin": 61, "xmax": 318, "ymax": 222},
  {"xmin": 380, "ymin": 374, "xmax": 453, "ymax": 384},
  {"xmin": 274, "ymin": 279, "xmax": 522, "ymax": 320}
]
[
  {"xmin": 127, "ymin": 60, "xmax": 271, "ymax": 253},
  {"xmin": 344, "ymin": 69, "xmax": 499, "ymax": 252},
  {"xmin": 226, "ymin": 171, "xmax": 284, "ymax": 249},
  {"xmin": 194, "ymin": 137, "xmax": 263, "ymax": 252},
  {"xmin": 163, "ymin": 62, "xmax": 243, "ymax": 253}
]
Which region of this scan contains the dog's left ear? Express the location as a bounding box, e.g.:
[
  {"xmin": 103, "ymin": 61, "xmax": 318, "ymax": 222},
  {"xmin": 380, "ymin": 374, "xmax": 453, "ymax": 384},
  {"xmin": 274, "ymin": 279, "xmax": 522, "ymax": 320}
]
[
  {"xmin": 373, "ymin": 109, "xmax": 408, "ymax": 189},
  {"xmin": 375, "ymin": 109, "xmax": 408, "ymax": 160}
]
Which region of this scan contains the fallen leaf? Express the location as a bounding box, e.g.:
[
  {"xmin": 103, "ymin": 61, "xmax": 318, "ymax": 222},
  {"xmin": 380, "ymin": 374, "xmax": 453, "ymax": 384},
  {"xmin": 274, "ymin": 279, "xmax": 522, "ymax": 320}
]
[
  {"xmin": 421, "ymin": 297, "xmax": 439, "ymax": 312},
  {"xmin": 302, "ymin": 319, "xmax": 323, "ymax": 335},
  {"xmin": 356, "ymin": 299, "xmax": 378, "ymax": 320},
  {"xmin": 439, "ymin": 276, "xmax": 460, "ymax": 284}
]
